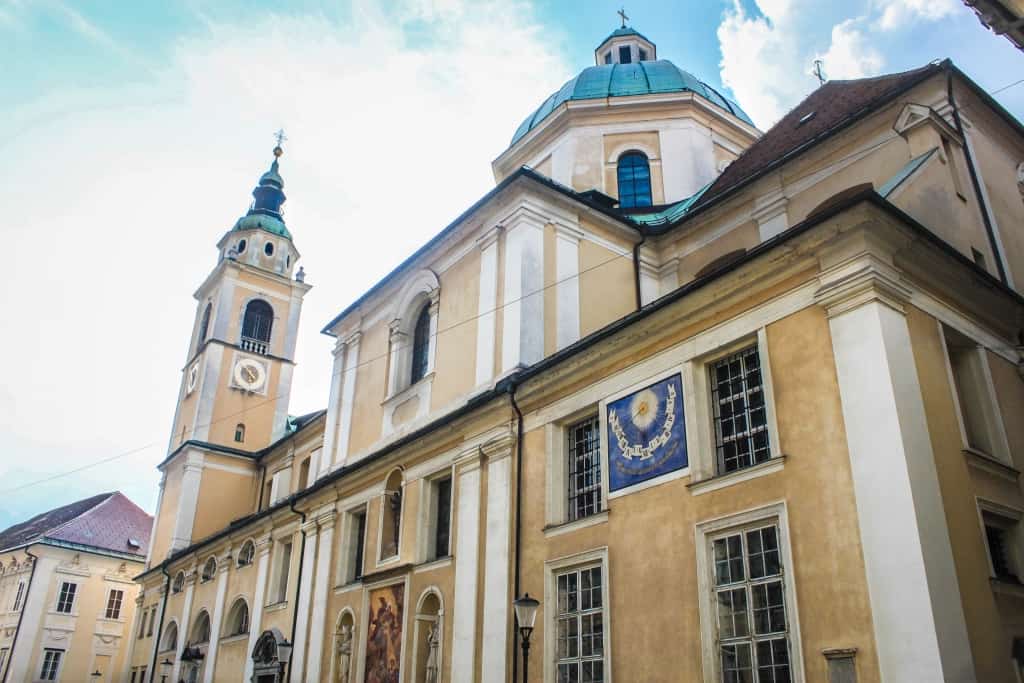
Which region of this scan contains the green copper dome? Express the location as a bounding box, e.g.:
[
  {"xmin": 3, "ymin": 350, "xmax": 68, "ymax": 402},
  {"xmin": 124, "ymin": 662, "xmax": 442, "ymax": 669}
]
[
  {"xmin": 233, "ymin": 155, "xmax": 292, "ymax": 240},
  {"xmin": 510, "ymin": 60, "xmax": 753, "ymax": 146}
]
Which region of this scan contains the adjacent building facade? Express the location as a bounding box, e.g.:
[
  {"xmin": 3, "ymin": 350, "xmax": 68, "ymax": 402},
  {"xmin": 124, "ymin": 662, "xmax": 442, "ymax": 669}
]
[
  {"xmin": 128, "ymin": 25, "xmax": 1024, "ymax": 683},
  {"xmin": 0, "ymin": 492, "xmax": 152, "ymax": 682}
]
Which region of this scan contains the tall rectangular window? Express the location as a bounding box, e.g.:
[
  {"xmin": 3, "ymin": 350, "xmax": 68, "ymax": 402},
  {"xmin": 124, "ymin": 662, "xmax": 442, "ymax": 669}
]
[
  {"xmin": 945, "ymin": 330, "xmax": 1008, "ymax": 462},
  {"xmin": 433, "ymin": 477, "xmax": 452, "ymax": 559},
  {"xmin": 618, "ymin": 45, "xmax": 631, "ymax": 63},
  {"xmin": 353, "ymin": 512, "xmax": 367, "ymax": 580},
  {"xmin": 11, "ymin": 582, "xmax": 24, "ymax": 611},
  {"xmin": 105, "ymin": 589, "xmax": 125, "ymax": 620},
  {"xmin": 567, "ymin": 416, "xmax": 602, "ymax": 521},
  {"xmin": 275, "ymin": 541, "xmax": 293, "ymax": 603},
  {"xmin": 39, "ymin": 649, "xmax": 63, "ymax": 681},
  {"xmin": 555, "ymin": 565, "xmax": 605, "ymax": 683},
  {"xmin": 139, "ymin": 666, "xmax": 147, "ymax": 683},
  {"xmin": 711, "ymin": 345, "xmax": 770, "ymax": 474},
  {"xmin": 712, "ymin": 524, "xmax": 791, "ymax": 683},
  {"xmin": 147, "ymin": 606, "xmax": 156, "ymax": 636},
  {"xmin": 0, "ymin": 648, "xmax": 8, "ymax": 672},
  {"xmin": 138, "ymin": 608, "xmax": 148, "ymax": 638},
  {"xmin": 130, "ymin": 671, "xmax": 137, "ymax": 683},
  {"xmin": 55, "ymin": 582, "xmax": 76, "ymax": 614}
]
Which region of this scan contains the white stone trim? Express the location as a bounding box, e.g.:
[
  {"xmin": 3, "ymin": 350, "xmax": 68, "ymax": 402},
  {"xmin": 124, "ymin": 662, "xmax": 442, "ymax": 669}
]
[
  {"xmin": 542, "ymin": 546, "xmax": 612, "ymax": 683},
  {"xmin": 451, "ymin": 464, "xmax": 482, "ymax": 678},
  {"xmin": 171, "ymin": 452, "xmax": 205, "ymax": 553},
  {"xmin": 828, "ymin": 298, "xmax": 974, "ymax": 682},
  {"xmin": 289, "ymin": 522, "xmax": 318, "ymax": 683},
  {"xmin": 304, "ymin": 514, "xmax": 337, "ymax": 682},
  {"xmin": 694, "ymin": 501, "xmax": 805, "ymax": 683},
  {"xmin": 555, "ymin": 223, "xmax": 582, "ymax": 351},
  {"xmin": 480, "ymin": 453, "xmax": 513, "ymax": 680},
  {"xmin": 475, "ymin": 227, "xmax": 502, "ymax": 387},
  {"xmin": 416, "ymin": 466, "xmax": 457, "ymax": 564},
  {"xmin": 975, "ymin": 497, "xmax": 1024, "ymax": 580},
  {"xmin": 501, "ymin": 207, "xmax": 546, "ymax": 373}
]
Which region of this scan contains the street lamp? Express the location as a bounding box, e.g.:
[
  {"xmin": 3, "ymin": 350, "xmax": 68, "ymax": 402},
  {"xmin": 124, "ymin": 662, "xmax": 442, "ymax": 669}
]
[
  {"xmin": 89, "ymin": 671, "xmax": 102, "ymax": 681},
  {"xmin": 159, "ymin": 658, "xmax": 173, "ymax": 683},
  {"xmin": 513, "ymin": 593, "xmax": 540, "ymax": 682},
  {"xmin": 278, "ymin": 638, "xmax": 293, "ymax": 677}
]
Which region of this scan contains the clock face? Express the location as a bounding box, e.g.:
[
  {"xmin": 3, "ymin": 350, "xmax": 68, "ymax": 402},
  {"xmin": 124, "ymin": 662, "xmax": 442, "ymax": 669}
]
[
  {"xmin": 232, "ymin": 358, "xmax": 268, "ymax": 393},
  {"xmin": 605, "ymin": 374, "xmax": 688, "ymax": 493},
  {"xmin": 186, "ymin": 364, "xmax": 199, "ymax": 395}
]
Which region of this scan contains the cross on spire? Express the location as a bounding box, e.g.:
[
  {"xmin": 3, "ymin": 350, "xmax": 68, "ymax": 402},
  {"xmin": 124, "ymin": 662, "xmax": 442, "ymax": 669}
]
[
  {"xmin": 273, "ymin": 129, "xmax": 287, "ymax": 158},
  {"xmin": 618, "ymin": 7, "xmax": 629, "ymax": 28},
  {"xmin": 812, "ymin": 59, "xmax": 827, "ymax": 86}
]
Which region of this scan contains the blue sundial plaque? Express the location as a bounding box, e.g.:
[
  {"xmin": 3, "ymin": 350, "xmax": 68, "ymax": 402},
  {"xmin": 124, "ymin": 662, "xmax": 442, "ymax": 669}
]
[{"xmin": 606, "ymin": 374, "xmax": 688, "ymax": 492}]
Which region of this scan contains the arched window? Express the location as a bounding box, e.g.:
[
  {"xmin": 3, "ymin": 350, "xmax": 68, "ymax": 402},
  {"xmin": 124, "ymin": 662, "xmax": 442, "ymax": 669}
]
[
  {"xmin": 410, "ymin": 305, "xmax": 431, "ymax": 385},
  {"xmin": 198, "ymin": 303, "xmax": 212, "ymax": 346},
  {"xmin": 235, "ymin": 423, "xmax": 246, "ymax": 443},
  {"xmin": 617, "ymin": 151, "xmax": 653, "ymax": 208},
  {"xmin": 241, "ymin": 299, "xmax": 274, "ymax": 354},
  {"xmin": 161, "ymin": 621, "xmax": 178, "ymax": 653},
  {"xmin": 226, "ymin": 599, "xmax": 250, "ymax": 636},
  {"xmin": 237, "ymin": 540, "xmax": 255, "ymax": 567},
  {"xmin": 192, "ymin": 611, "xmax": 211, "ymax": 644},
  {"xmin": 172, "ymin": 572, "xmax": 185, "ymax": 594},
  {"xmin": 200, "ymin": 557, "xmax": 216, "ymax": 582}
]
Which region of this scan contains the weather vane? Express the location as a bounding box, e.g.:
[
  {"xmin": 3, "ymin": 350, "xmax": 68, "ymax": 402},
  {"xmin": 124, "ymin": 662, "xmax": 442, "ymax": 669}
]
[
  {"xmin": 813, "ymin": 60, "xmax": 827, "ymax": 86},
  {"xmin": 618, "ymin": 7, "xmax": 629, "ymax": 28},
  {"xmin": 273, "ymin": 128, "xmax": 287, "ymax": 158}
]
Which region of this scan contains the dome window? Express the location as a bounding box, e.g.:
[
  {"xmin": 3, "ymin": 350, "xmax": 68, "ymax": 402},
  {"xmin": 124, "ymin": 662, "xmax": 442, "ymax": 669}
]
[
  {"xmin": 604, "ymin": 51, "xmax": 612, "ymax": 64},
  {"xmin": 238, "ymin": 239, "xmax": 247, "ymax": 254},
  {"xmin": 617, "ymin": 151, "xmax": 653, "ymax": 208},
  {"xmin": 618, "ymin": 45, "xmax": 631, "ymax": 63},
  {"xmin": 638, "ymin": 47, "xmax": 648, "ymax": 61},
  {"xmin": 264, "ymin": 241, "xmax": 275, "ymax": 257}
]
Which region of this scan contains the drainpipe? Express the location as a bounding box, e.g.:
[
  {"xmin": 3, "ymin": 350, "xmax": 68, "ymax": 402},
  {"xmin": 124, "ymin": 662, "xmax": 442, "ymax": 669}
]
[
  {"xmin": 2, "ymin": 546, "xmax": 39, "ymax": 683},
  {"xmin": 150, "ymin": 565, "xmax": 171, "ymax": 679},
  {"xmin": 288, "ymin": 498, "xmax": 308, "ymax": 682},
  {"xmin": 509, "ymin": 384, "xmax": 524, "ymax": 683},
  {"xmin": 946, "ymin": 66, "xmax": 1009, "ymax": 285},
  {"xmin": 631, "ymin": 229, "xmax": 648, "ymax": 310}
]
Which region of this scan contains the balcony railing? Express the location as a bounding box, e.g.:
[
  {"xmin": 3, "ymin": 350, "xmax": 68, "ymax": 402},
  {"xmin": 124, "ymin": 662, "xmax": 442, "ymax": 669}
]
[{"xmin": 240, "ymin": 337, "xmax": 269, "ymax": 355}]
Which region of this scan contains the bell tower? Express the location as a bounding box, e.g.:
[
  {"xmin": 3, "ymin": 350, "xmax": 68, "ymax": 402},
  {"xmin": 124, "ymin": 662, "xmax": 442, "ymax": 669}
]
[{"xmin": 150, "ymin": 139, "xmax": 312, "ymax": 560}]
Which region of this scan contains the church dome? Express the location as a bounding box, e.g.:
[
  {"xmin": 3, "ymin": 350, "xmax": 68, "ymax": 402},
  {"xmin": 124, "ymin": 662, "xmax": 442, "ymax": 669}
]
[{"xmin": 510, "ymin": 60, "xmax": 754, "ymax": 146}]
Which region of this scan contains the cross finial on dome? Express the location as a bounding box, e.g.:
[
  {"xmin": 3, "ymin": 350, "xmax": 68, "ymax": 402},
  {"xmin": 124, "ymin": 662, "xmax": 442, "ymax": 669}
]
[
  {"xmin": 273, "ymin": 128, "xmax": 287, "ymax": 158},
  {"xmin": 618, "ymin": 7, "xmax": 629, "ymax": 28}
]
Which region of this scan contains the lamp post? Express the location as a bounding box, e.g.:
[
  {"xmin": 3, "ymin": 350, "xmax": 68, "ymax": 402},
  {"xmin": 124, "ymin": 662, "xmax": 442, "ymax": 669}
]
[
  {"xmin": 159, "ymin": 658, "xmax": 173, "ymax": 683},
  {"xmin": 513, "ymin": 593, "xmax": 540, "ymax": 683},
  {"xmin": 278, "ymin": 638, "xmax": 293, "ymax": 678}
]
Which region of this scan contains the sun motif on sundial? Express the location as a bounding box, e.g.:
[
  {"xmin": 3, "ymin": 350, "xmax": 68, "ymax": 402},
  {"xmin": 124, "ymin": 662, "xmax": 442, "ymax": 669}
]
[{"xmin": 629, "ymin": 389, "xmax": 659, "ymax": 431}]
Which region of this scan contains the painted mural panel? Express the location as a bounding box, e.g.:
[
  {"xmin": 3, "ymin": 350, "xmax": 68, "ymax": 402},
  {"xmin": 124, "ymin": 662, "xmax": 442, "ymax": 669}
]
[
  {"xmin": 364, "ymin": 583, "xmax": 405, "ymax": 683},
  {"xmin": 606, "ymin": 373, "xmax": 688, "ymax": 491}
]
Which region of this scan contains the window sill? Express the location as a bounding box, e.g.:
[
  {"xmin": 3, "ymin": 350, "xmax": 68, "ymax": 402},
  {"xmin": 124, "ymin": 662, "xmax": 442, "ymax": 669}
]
[
  {"xmin": 543, "ymin": 511, "xmax": 609, "ymax": 538},
  {"xmin": 414, "ymin": 556, "xmax": 452, "ymax": 573},
  {"xmin": 264, "ymin": 601, "xmax": 288, "ymax": 613},
  {"xmin": 687, "ymin": 456, "xmax": 786, "ymax": 496},
  {"xmin": 963, "ymin": 448, "xmax": 1018, "ymax": 482},
  {"xmin": 334, "ymin": 580, "xmax": 363, "ymax": 596},
  {"xmin": 383, "ymin": 373, "xmax": 435, "ymax": 407},
  {"xmin": 220, "ymin": 632, "xmax": 250, "ymax": 644},
  {"xmin": 990, "ymin": 577, "xmax": 1024, "ymax": 598}
]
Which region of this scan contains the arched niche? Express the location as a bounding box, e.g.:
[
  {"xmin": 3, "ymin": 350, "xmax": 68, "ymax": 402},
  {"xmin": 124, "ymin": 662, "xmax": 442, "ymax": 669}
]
[
  {"xmin": 412, "ymin": 587, "xmax": 444, "ymax": 683},
  {"xmin": 332, "ymin": 608, "xmax": 357, "ymax": 683},
  {"xmin": 379, "ymin": 469, "xmax": 405, "ymax": 561}
]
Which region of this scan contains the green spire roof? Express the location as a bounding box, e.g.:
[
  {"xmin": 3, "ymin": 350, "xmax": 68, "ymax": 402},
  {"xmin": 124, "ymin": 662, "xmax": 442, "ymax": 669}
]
[{"xmin": 233, "ymin": 151, "xmax": 292, "ymax": 240}]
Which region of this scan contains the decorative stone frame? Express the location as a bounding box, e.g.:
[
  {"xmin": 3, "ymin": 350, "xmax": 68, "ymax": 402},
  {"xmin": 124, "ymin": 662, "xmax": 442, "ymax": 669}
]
[
  {"xmin": 543, "ymin": 404, "xmax": 609, "ymax": 534},
  {"xmin": 694, "ymin": 501, "xmax": 806, "ymax": 683},
  {"xmin": 682, "ymin": 327, "xmax": 784, "ymax": 494},
  {"xmin": 200, "ymin": 556, "xmax": 217, "ymax": 583},
  {"xmin": 236, "ymin": 538, "xmax": 256, "ymax": 568},
  {"xmin": 236, "ymin": 295, "xmax": 278, "ymax": 356},
  {"xmin": 542, "ymin": 546, "xmax": 613, "ymax": 683},
  {"xmin": 160, "ymin": 618, "xmax": 180, "ymax": 654},
  {"xmin": 32, "ymin": 646, "xmax": 67, "ymax": 683},
  {"xmin": 975, "ymin": 497, "xmax": 1024, "ymax": 584},
  {"xmin": 411, "ymin": 586, "xmax": 445, "ymax": 683},
  {"xmin": 416, "ymin": 465, "xmax": 457, "ymax": 563},
  {"xmin": 353, "ymin": 574, "xmax": 412, "ymax": 683},
  {"xmin": 330, "ymin": 607, "xmax": 358, "ymax": 683},
  {"xmin": 224, "ymin": 596, "xmax": 251, "ymax": 638},
  {"xmin": 383, "ymin": 270, "xmax": 441, "ymax": 435},
  {"xmin": 336, "ymin": 501, "xmax": 371, "ymax": 586}
]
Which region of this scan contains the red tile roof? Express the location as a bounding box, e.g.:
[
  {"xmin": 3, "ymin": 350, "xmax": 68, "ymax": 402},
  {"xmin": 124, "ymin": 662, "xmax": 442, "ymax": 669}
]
[
  {"xmin": 691, "ymin": 63, "xmax": 943, "ymax": 214},
  {"xmin": 0, "ymin": 492, "xmax": 152, "ymax": 558}
]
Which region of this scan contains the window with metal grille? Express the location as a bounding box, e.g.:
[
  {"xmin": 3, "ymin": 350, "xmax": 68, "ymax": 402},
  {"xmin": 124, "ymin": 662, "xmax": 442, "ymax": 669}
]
[
  {"xmin": 39, "ymin": 649, "xmax": 62, "ymax": 681},
  {"xmin": 567, "ymin": 416, "xmax": 602, "ymax": 521},
  {"xmin": 555, "ymin": 566, "xmax": 605, "ymax": 683},
  {"xmin": 105, "ymin": 589, "xmax": 124, "ymax": 620},
  {"xmin": 616, "ymin": 152, "xmax": 652, "ymax": 208},
  {"xmin": 711, "ymin": 346, "xmax": 770, "ymax": 474},
  {"xmin": 410, "ymin": 305, "xmax": 431, "ymax": 385},
  {"xmin": 433, "ymin": 477, "xmax": 452, "ymax": 559},
  {"xmin": 241, "ymin": 299, "xmax": 274, "ymax": 353},
  {"xmin": 713, "ymin": 525, "xmax": 791, "ymax": 683},
  {"xmin": 55, "ymin": 582, "xmax": 76, "ymax": 614}
]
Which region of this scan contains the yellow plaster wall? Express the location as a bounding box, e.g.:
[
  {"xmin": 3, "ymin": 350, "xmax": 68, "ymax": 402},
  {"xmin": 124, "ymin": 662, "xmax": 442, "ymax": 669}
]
[
  {"xmin": 517, "ymin": 304, "xmax": 881, "ymax": 682},
  {"xmin": 431, "ymin": 249, "xmax": 481, "ymax": 411},
  {"xmin": 346, "ymin": 321, "xmax": 390, "ymax": 456},
  {"xmin": 578, "ymin": 240, "xmax": 634, "ymax": 337},
  {"xmin": 150, "ymin": 464, "xmax": 183, "ymax": 563},
  {"xmin": 602, "ymin": 131, "xmax": 666, "ymax": 204},
  {"xmin": 677, "ymin": 219, "xmax": 759, "ymax": 284},
  {"xmin": 192, "ymin": 460, "xmax": 256, "ymax": 543}
]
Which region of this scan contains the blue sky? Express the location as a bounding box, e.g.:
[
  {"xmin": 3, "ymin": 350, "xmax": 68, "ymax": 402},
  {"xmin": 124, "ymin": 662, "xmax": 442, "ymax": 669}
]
[{"xmin": 1, "ymin": 0, "xmax": 1022, "ymax": 532}]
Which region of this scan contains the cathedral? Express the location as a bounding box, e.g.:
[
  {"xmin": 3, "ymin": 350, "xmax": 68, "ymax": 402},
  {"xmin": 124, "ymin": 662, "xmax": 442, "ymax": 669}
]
[{"xmin": 122, "ymin": 23, "xmax": 1024, "ymax": 683}]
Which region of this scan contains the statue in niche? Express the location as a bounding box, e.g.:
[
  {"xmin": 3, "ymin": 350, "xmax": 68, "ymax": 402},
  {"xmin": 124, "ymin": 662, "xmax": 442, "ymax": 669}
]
[
  {"xmin": 336, "ymin": 624, "xmax": 353, "ymax": 683},
  {"xmin": 425, "ymin": 621, "xmax": 441, "ymax": 683},
  {"xmin": 386, "ymin": 488, "xmax": 402, "ymax": 557}
]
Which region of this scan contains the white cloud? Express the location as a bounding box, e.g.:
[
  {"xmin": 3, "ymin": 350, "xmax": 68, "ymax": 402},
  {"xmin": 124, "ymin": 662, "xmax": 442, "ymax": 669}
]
[
  {"xmin": 0, "ymin": 0, "xmax": 567, "ymax": 526},
  {"xmin": 816, "ymin": 19, "xmax": 884, "ymax": 79},
  {"xmin": 876, "ymin": 0, "xmax": 959, "ymax": 31}
]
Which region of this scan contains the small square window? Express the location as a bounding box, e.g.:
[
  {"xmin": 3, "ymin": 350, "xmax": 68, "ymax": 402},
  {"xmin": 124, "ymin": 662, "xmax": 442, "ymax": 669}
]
[{"xmin": 981, "ymin": 507, "xmax": 1021, "ymax": 584}]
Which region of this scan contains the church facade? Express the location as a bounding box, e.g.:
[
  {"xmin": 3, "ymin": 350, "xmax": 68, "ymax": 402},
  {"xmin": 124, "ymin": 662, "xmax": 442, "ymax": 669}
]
[{"xmin": 125, "ymin": 26, "xmax": 1024, "ymax": 683}]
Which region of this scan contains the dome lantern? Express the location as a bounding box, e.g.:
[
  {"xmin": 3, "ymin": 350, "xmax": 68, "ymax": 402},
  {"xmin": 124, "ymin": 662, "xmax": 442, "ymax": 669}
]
[{"xmin": 594, "ymin": 16, "xmax": 657, "ymax": 66}]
